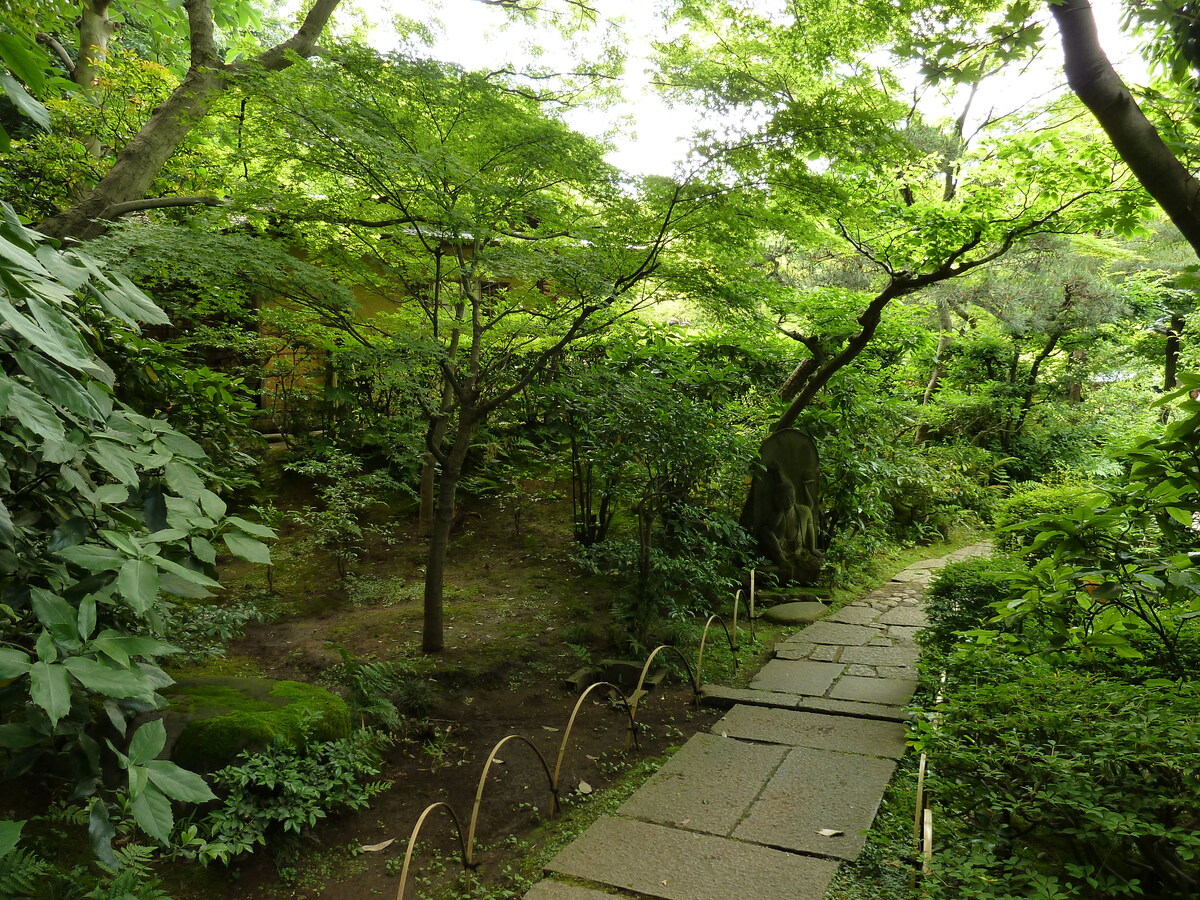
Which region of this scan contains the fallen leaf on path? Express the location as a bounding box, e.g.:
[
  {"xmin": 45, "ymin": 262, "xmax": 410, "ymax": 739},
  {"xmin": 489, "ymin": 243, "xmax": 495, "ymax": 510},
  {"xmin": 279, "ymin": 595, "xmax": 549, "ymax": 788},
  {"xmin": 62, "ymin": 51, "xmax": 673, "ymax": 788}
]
[
  {"xmin": 361, "ymin": 839, "xmax": 394, "ymax": 853},
  {"xmin": 816, "ymin": 829, "xmax": 844, "ymax": 837},
  {"xmin": 542, "ymin": 726, "xmax": 559, "ymax": 732},
  {"xmin": 577, "ymin": 780, "xmax": 592, "ymax": 794}
]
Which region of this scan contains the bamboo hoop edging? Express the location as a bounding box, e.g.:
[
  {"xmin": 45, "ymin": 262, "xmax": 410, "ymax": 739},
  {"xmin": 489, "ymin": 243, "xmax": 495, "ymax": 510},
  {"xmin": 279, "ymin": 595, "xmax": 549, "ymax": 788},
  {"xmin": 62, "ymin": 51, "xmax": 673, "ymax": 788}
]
[
  {"xmin": 731, "ymin": 588, "xmax": 756, "ymax": 646},
  {"xmin": 625, "ymin": 644, "xmax": 699, "ymax": 749},
  {"xmin": 553, "ymin": 679, "xmax": 638, "ymax": 788},
  {"xmin": 465, "ymin": 734, "xmax": 558, "ymax": 865},
  {"xmin": 393, "ymin": 801, "xmax": 469, "ymax": 900},
  {"xmin": 696, "ymin": 614, "xmax": 739, "ymax": 694}
]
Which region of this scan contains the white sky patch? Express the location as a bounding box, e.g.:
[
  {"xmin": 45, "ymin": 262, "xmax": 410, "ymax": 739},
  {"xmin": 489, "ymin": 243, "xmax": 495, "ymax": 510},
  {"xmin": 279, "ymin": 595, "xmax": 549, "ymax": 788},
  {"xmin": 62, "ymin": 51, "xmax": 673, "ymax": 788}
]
[{"xmin": 343, "ymin": 0, "xmax": 1149, "ymax": 176}]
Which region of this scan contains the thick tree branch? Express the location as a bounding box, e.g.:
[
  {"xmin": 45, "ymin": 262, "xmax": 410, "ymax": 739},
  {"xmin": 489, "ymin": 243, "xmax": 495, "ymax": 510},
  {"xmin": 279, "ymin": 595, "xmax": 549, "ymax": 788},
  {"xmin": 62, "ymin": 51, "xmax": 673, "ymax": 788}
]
[
  {"xmin": 1051, "ymin": 0, "xmax": 1200, "ymax": 256},
  {"xmin": 36, "ymin": 0, "xmax": 341, "ymax": 242},
  {"xmin": 104, "ymin": 196, "xmax": 228, "ymax": 218},
  {"xmin": 37, "ymin": 33, "xmax": 75, "ymax": 78}
]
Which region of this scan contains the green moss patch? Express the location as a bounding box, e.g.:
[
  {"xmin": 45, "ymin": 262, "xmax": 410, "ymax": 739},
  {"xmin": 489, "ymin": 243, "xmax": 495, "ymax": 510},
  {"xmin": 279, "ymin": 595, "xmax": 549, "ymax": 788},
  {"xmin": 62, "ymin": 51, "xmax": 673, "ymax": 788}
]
[{"xmin": 163, "ymin": 676, "xmax": 351, "ymax": 771}]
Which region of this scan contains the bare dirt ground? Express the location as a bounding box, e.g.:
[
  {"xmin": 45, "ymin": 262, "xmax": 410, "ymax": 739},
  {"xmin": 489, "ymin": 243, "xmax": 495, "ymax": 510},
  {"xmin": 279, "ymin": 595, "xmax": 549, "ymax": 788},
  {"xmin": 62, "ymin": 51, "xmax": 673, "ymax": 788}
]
[{"xmin": 162, "ymin": 486, "xmax": 737, "ymax": 900}]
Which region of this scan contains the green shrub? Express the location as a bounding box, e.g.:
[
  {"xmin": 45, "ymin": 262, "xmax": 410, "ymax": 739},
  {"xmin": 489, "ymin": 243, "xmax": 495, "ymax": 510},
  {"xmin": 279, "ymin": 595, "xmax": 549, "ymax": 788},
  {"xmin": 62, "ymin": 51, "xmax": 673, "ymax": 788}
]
[
  {"xmin": 194, "ymin": 729, "xmax": 391, "ymax": 863},
  {"xmin": 921, "ymin": 555, "xmax": 1023, "ymax": 652},
  {"xmin": 993, "ymin": 481, "xmax": 1097, "ymax": 554},
  {"xmin": 919, "ymin": 658, "xmax": 1200, "ymax": 899}
]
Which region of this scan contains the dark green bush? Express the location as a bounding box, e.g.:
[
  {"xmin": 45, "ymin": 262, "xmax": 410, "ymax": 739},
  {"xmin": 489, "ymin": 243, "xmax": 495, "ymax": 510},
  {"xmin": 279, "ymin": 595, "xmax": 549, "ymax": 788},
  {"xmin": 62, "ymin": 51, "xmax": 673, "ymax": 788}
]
[
  {"xmin": 920, "ymin": 555, "xmax": 1023, "ymax": 652},
  {"xmin": 993, "ymin": 481, "xmax": 1097, "ymax": 554},
  {"xmin": 919, "ymin": 657, "xmax": 1200, "ymax": 899}
]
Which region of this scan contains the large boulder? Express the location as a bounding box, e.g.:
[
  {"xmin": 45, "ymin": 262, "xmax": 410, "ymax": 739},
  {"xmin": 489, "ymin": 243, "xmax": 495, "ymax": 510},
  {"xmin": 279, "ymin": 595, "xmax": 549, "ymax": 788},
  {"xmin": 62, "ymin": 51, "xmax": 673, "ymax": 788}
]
[{"xmin": 162, "ymin": 676, "xmax": 351, "ymax": 772}]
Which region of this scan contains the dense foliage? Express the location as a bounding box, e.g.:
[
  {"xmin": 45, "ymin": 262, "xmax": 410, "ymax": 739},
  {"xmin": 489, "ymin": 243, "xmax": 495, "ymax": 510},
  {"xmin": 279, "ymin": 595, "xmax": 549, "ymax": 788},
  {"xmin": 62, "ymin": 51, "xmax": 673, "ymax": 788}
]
[{"xmin": 2, "ymin": 0, "xmax": 1199, "ymax": 896}]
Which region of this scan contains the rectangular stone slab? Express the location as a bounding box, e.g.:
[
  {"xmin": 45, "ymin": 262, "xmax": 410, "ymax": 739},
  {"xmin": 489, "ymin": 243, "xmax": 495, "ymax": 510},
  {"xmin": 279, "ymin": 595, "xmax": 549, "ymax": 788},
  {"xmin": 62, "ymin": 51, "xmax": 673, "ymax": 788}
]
[
  {"xmin": 733, "ymin": 746, "xmax": 897, "ymax": 860},
  {"xmin": 701, "ymin": 685, "xmax": 801, "ymax": 710},
  {"xmin": 840, "ymin": 646, "xmax": 920, "ymax": 668},
  {"xmin": 792, "ymin": 696, "xmax": 909, "ymax": 723},
  {"xmin": 712, "ymin": 704, "xmax": 907, "ymax": 759},
  {"xmin": 545, "ymin": 816, "xmax": 840, "ymax": 900},
  {"xmin": 789, "ymin": 621, "xmax": 883, "ymax": 646},
  {"xmin": 830, "ymin": 676, "xmax": 918, "ymax": 707},
  {"xmin": 878, "ymin": 607, "xmax": 929, "ymax": 627},
  {"xmin": 825, "ymin": 605, "xmax": 883, "ymax": 625},
  {"xmin": 750, "ymin": 660, "xmax": 844, "ymax": 697},
  {"xmin": 524, "ymin": 881, "xmax": 620, "ymax": 899},
  {"xmin": 620, "ymin": 732, "xmax": 786, "ymax": 835}
]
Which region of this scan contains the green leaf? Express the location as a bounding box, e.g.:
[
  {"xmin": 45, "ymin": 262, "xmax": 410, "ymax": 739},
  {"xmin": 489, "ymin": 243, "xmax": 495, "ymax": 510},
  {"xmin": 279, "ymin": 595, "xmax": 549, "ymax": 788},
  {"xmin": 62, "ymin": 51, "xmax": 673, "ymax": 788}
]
[
  {"xmin": 225, "ymin": 515, "xmax": 275, "ymax": 538},
  {"xmin": 127, "ymin": 720, "xmax": 166, "ymax": 766},
  {"xmin": 0, "ymin": 73, "xmax": 48, "ymax": 130},
  {"xmin": 56, "ymin": 543, "xmax": 125, "ymax": 572},
  {"xmin": 0, "ymin": 498, "xmax": 13, "ymax": 544},
  {"xmin": 0, "ymin": 820, "xmax": 24, "ymax": 859},
  {"xmin": 77, "ymin": 595, "xmax": 96, "ymax": 641},
  {"xmin": 93, "ymin": 633, "xmax": 178, "ymax": 662},
  {"xmin": 62, "ymin": 657, "xmax": 154, "ymax": 699},
  {"xmin": 198, "ymin": 489, "xmax": 227, "ymax": 520},
  {"xmin": 154, "ymin": 556, "xmax": 221, "ymax": 589},
  {"xmin": 29, "ymin": 661, "xmax": 71, "ymax": 726},
  {"xmin": 191, "ymin": 535, "xmax": 217, "ymax": 565},
  {"xmin": 117, "ymin": 558, "xmax": 159, "ymax": 615},
  {"xmin": 0, "ymin": 724, "xmax": 42, "ymax": 749},
  {"xmin": 88, "ymin": 801, "xmax": 117, "ymax": 869},
  {"xmin": 88, "ymin": 440, "xmax": 139, "ymax": 487},
  {"xmin": 144, "ymin": 759, "xmax": 216, "ymax": 803},
  {"xmin": 130, "ymin": 782, "xmax": 174, "ymax": 844},
  {"xmin": 223, "ymin": 530, "xmax": 272, "ymax": 565},
  {"xmin": 164, "ymin": 459, "xmax": 205, "ymax": 497},
  {"xmin": 0, "ymin": 648, "xmax": 30, "ymax": 679},
  {"xmin": 0, "ymin": 32, "xmax": 47, "ymax": 92},
  {"xmin": 160, "ymin": 431, "xmax": 205, "ymax": 459},
  {"xmin": 3, "ymin": 378, "xmax": 64, "ymax": 444},
  {"xmin": 1165, "ymin": 506, "xmax": 1195, "ymax": 527},
  {"xmin": 14, "ymin": 349, "xmax": 106, "ymax": 420},
  {"xmin": 48, "ymin": 516, "xmax": 90, "ymax": 552},
  {"xmin": 30, "ymin": 587, "xmax": 79, "ymax": 644}
]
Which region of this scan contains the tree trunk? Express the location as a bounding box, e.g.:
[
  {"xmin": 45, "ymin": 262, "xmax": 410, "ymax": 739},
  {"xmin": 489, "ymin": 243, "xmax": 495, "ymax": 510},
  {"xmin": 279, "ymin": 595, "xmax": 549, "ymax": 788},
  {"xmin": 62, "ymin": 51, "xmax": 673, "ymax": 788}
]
[
  {"xmin": 422, "ymin": 415, "xmax": 475, "ymax": 653},
  {"xmin": 1051, "ymin": 0, "xmax": 1200, "ymax": 257},
  {"xmin": 1162, "ymin": 312, "xmax": 1186, "ymax": 422},
  {"xmin": 37, "ymin": 0, "xmax": 341, "ymax": 242},
  {"xmin": 1164, "ymin": 313, "xmax": 1185, "ymax": 392},
  {"xmin": 76, "ymin": 1, "xmax": 114, "ymax": 90}
]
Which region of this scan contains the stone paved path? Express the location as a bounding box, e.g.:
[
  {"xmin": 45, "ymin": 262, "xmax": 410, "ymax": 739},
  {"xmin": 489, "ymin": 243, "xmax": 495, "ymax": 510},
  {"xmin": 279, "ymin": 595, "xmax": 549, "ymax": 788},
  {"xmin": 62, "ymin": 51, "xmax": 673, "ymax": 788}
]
[{"xmin": 524, "ymin": 544, "xmax": 990, "ymax": 900}]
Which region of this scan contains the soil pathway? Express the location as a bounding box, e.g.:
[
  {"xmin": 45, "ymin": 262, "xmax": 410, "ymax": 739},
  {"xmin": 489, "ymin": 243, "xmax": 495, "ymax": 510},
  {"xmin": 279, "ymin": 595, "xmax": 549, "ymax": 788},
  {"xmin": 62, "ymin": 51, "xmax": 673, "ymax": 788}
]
[{"xmin": 522, "ymin": 544, "xmax": 992, "ymax": 900}]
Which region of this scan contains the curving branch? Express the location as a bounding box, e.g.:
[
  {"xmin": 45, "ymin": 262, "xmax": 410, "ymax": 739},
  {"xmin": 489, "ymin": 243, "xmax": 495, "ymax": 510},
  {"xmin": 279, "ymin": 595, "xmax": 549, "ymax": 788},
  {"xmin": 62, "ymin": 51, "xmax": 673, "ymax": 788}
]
[{"xmin": 1050, "ymin": 0, "xmax": 1200, "ymax": 257}]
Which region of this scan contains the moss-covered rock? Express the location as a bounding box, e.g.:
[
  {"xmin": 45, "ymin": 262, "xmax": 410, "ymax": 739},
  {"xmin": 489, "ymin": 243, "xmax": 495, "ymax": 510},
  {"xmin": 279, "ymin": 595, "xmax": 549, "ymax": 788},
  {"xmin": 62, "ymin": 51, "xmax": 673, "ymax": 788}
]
[{"xmin": 162, "ymin": 676, "xmax": 351, "ymax": 772}]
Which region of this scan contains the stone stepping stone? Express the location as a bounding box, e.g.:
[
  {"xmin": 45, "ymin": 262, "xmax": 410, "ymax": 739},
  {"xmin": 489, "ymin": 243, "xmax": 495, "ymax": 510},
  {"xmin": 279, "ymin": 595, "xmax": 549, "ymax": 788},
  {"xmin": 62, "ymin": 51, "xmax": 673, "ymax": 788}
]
[
  {"xmin": 712, "ymin": 705, "xmax": 906, "ymax": 759},
  {"xmin": 886, "ymin": 625, "xmax": 921, "ymax": 645},
  {"xmin": 792, "ymin": 696, "xmax": 909, "ymax": 723},
  {"xmin": 890, "ymin": 568, "xmax": 933, "ymax": 584},
  {"xmin": 750, "ymin": 660, "xmax": 844, "ymax": 696},
  {"xmin": 732, "ymin": 746, "xmax": 897, "ymax": 861},
  {"xmin": 774, "ymin": 642, "xmax": 819, "ymax": 661},
  {"xmin": 830, "ymin": 676, "xmax": 918, "ymax": 707},
  {"xmin": 701, "ymin": 685, "xmax": 802, "ymax": 711},
  {"xmin": 878, "ymin": 607, "xmax": 928, "ymax": 627},
  {"xmin": 525, "ymin": 882, "xmax": 619, "ymax": 899},
  {"xmin": 761, "ymin": 601, "xmax": 828, "ymax": 625},
  {"xmin": 620, "ymin": 732, "xmax": 786, "ymax": 834},
  {"xmin": 826, "ymin": 605, "xmax": 882, "ymax": 625},
  {"xmin": 544, "ymin": 816, "xmax": 840, "ymax": 900},
  {"xmin": 789, "ymin": 621, "xmax": 882, "ymax": 646},
  {"xmin": 841, "ymin": 646, "xmax": 920, "ymax": 668}
]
